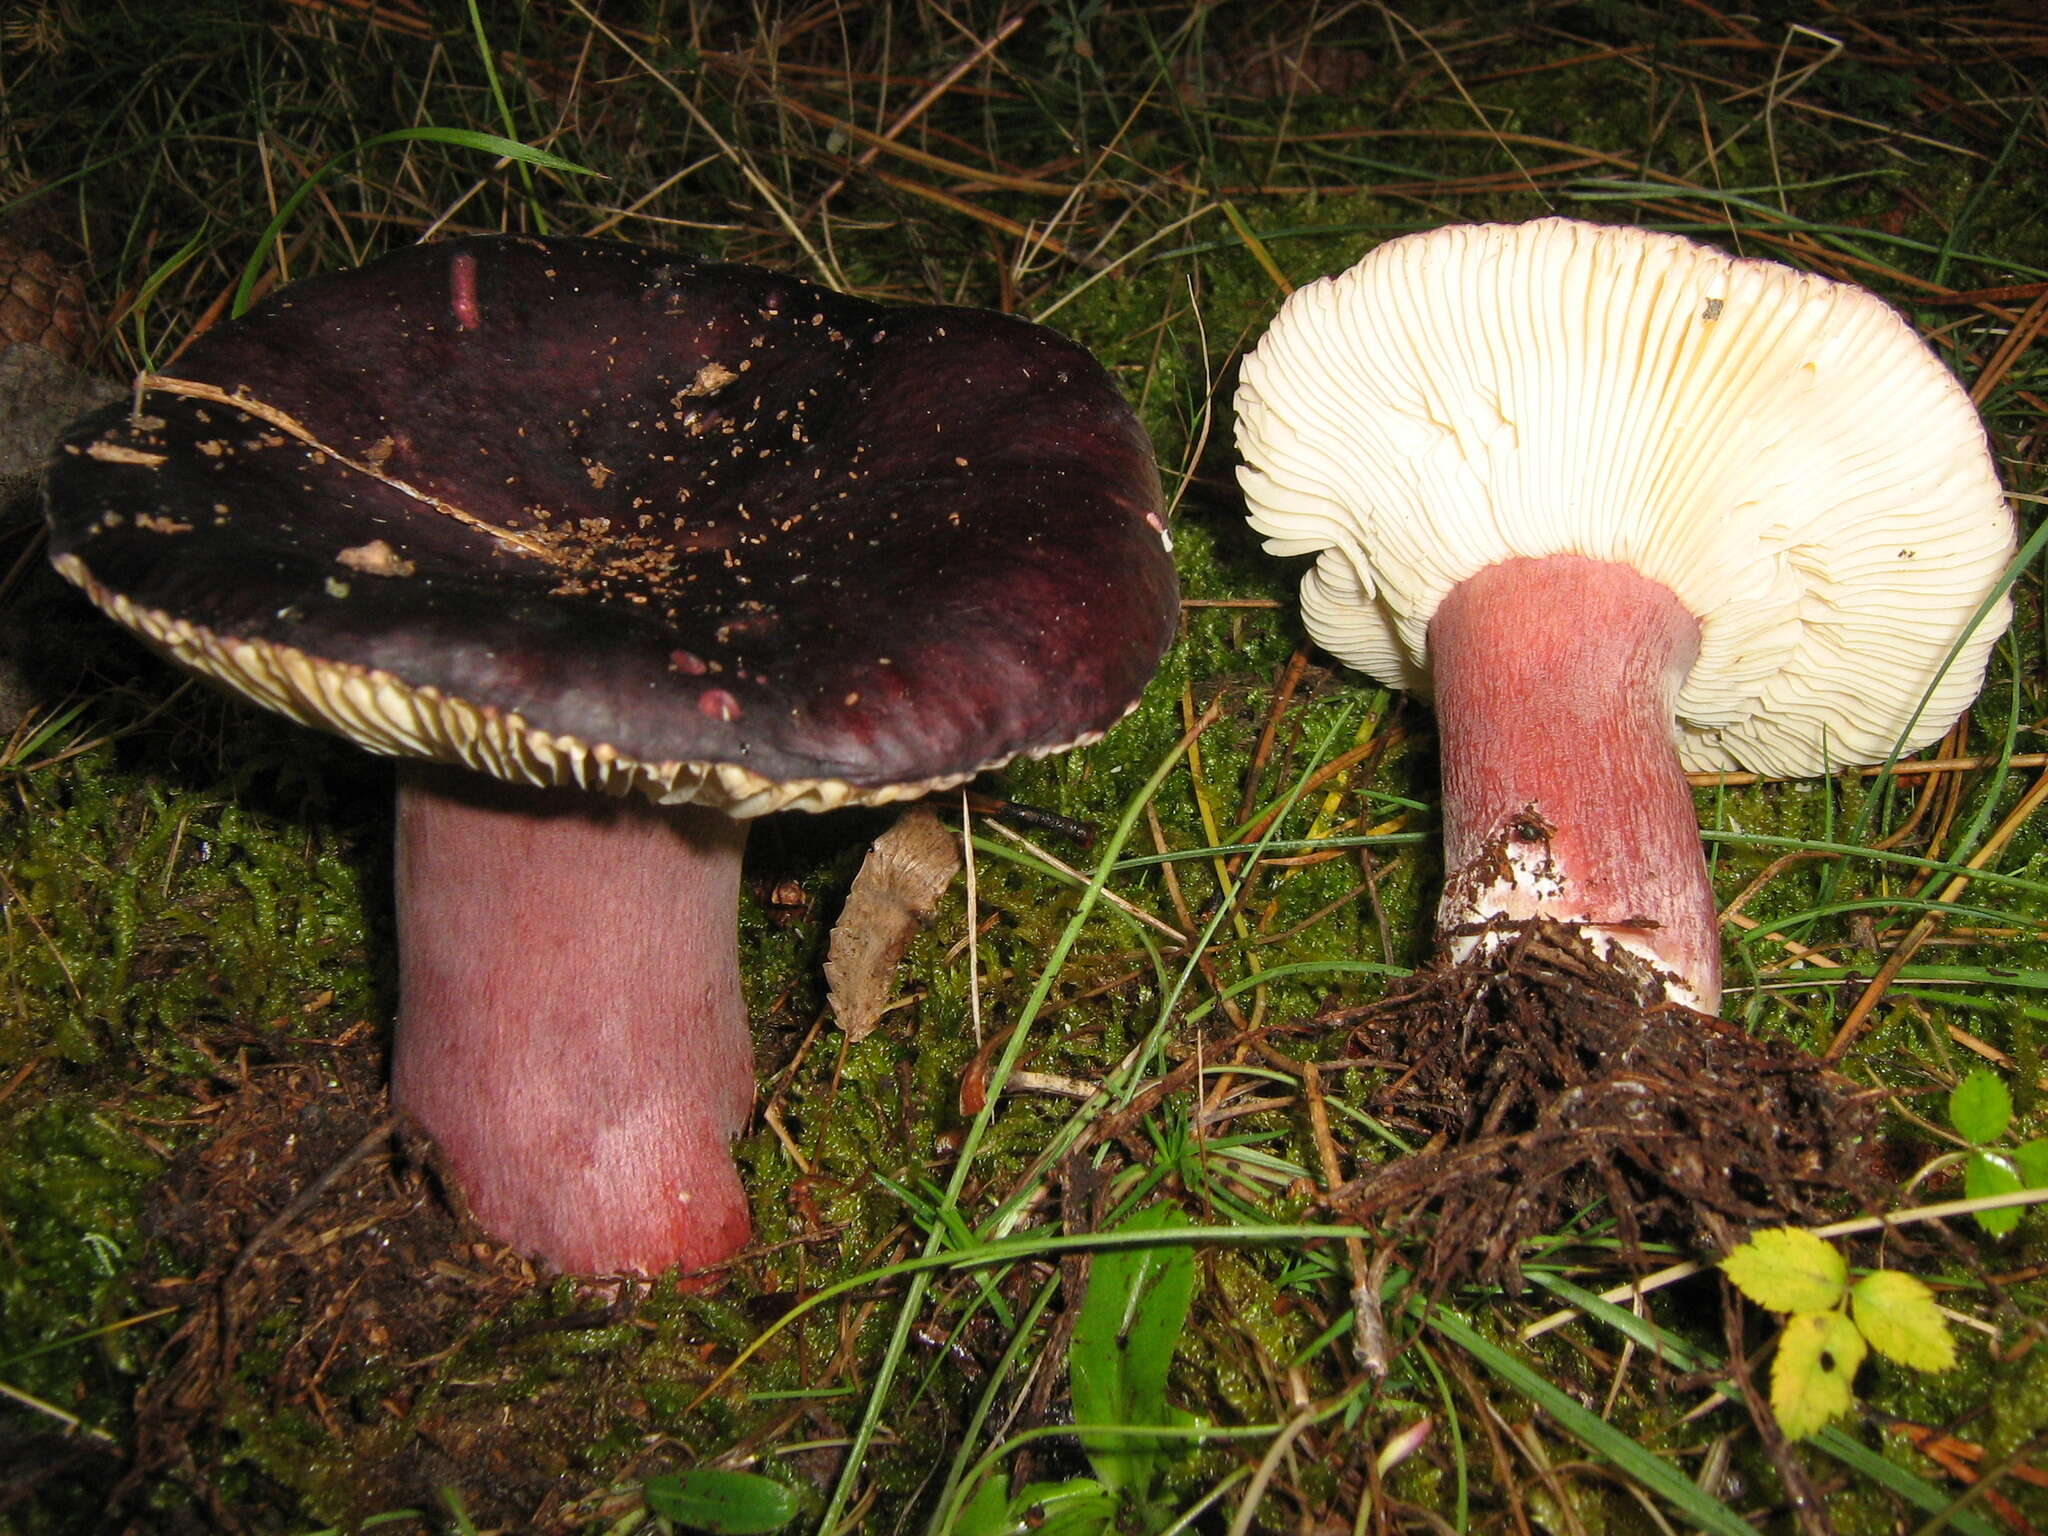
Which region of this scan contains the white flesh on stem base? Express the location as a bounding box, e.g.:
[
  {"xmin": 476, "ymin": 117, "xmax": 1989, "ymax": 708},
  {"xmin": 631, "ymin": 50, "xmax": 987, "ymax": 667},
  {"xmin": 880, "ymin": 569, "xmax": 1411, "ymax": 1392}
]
[
  {"xmin": 392, "ymin": 764, "xmax": 755, "ymax": 1276},
  {"xmin": 1430, "ymin": 554, "xmax": 1716, "ymax": 1010}
]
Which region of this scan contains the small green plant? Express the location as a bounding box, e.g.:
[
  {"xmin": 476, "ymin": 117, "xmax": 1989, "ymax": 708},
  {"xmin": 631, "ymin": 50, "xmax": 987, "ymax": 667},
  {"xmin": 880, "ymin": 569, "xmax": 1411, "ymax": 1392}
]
[
  {"xmin": 1722, "ymin": 1227, "xmax": 1956, "ymax": 1439},
  {"xmin": 955, "ymin": 1205, "xmax": 1199, "ymax": 1535},
  {"xmin": 1948, "ymin": 1067, "xmax": 2048, "ymax": 1235}
]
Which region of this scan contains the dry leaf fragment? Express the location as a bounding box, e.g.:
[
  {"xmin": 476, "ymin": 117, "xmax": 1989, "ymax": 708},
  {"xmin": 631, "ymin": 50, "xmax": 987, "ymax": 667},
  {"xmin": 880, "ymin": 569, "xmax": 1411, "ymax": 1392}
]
[
  {"xmin": 826, "ymin": 807, "xmax": 962, "ymax": 1040},
  {"xmin": 83, "ymin": 441, "xmax": 166, "ymax": 467}
]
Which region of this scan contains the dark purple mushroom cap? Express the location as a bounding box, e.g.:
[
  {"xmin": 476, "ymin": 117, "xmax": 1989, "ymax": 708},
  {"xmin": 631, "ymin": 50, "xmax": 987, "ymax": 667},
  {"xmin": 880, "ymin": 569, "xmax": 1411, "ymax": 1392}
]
[{"xmin": 45, "ymin": 235, "xmax": 1177, "ymax": 814}]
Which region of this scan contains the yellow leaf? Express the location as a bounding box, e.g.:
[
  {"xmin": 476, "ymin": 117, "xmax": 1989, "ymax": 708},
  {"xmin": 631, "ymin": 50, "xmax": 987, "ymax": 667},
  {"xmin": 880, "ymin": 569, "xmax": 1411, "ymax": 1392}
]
[
  {"xmin": 1771, "ymin": 1310, "xmax": 1866, "ymax": 1440},
  {"xmin": 1852, "ymin": 1270, "xmax": 1957, "ymax": 1373},
  {"xmin": 1723, "ymin": 1227, "xmax": 1849, "ymax": 1315}
]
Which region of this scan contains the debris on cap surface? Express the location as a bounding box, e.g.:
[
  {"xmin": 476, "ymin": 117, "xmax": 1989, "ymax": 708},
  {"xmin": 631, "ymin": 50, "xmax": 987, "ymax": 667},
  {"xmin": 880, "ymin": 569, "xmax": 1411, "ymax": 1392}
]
[{"xmin": 45, "ymin": 235, "xmax": 1180, "ymax": 815}]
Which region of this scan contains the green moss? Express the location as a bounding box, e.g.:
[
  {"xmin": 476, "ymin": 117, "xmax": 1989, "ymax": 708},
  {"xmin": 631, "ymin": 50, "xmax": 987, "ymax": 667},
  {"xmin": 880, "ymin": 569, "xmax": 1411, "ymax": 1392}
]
[{"xmin": 0, "ymin": 716, "xmax": 381, "ymax": 1487}]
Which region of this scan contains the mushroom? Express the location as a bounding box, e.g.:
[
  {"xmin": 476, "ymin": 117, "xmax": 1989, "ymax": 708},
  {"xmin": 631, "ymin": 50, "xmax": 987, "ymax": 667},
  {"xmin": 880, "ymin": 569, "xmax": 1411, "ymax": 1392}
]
[
  {"xmin": 44, "ymin": 234, "xmax": 1178, "ymax": 1276},
  {"xmin": 1234, "ymin": 217, "xmax": 2012, "ymax": 1011}
]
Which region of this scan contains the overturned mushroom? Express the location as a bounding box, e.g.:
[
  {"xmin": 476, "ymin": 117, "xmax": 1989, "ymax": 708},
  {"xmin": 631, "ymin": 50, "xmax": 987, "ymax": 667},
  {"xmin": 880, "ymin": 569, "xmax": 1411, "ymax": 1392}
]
[
  {"xmin": 45, "ymin": 234, "xmax": 1178, "ymax": 1276},
  {"xmin": 1236, "ymin": 217, "xmax": 2012, "ymax": 1011}
]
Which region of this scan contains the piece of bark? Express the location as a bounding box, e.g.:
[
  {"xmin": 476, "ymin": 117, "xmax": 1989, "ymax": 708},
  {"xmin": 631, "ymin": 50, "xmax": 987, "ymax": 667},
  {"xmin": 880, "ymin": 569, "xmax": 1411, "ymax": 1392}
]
[{"xmin": 825, "ymin": 806, "xmax": 962, "ymax": 1040}]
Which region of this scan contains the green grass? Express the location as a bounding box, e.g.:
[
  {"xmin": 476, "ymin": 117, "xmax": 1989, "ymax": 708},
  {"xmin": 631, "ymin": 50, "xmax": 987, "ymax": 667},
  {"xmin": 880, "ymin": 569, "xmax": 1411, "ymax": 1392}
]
[{"xmin": 4, "ymin": 2, "xmax": 2048, "ymax": 1532}]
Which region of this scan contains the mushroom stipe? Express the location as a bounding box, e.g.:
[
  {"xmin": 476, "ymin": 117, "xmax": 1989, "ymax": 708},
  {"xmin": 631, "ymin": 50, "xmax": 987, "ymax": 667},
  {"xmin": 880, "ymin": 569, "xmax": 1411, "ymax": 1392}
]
[{"xmin": 44, "ymin": 234, "xmax": 1179, "ymax": 1278}]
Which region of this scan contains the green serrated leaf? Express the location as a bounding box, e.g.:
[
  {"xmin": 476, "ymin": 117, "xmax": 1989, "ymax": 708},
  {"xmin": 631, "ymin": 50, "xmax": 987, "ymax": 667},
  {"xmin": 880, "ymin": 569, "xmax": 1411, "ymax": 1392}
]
[
  {"xmin": 1771, "ymin": 1310, "xmax": 1867, "ymax": 1440},
  {"xmin": 1966, "ymin": 1150, "xmax": 2025, "ymax": 1236},
  {"xmin": 1523, "ymin": 1270, "xmax": 1997, "ymax": 1536},
  {"xmin": 1722, "ymin": 1227, "xmax": 1849, "ymax": 1314},
  {"xmin": 1950, "ymin": 1068, "xmax": 2013, "ymax": 1144},
  {"xmin": 1851, "ymin": 1270, "xmax": 1957, "ymax": 1372},
  {"xmin": 640, "ymin": 1470, "xmax": 798, "ymax": 1534},
  {"xmin": 2014, "ymin": 1138, "xmax": 2048, "ymax": 1188}
]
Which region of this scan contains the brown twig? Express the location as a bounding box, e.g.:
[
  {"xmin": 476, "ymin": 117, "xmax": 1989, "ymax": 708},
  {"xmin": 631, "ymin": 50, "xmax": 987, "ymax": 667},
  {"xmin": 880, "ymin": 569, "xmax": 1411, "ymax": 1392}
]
[
  {"xmin": 1303, "ymin": 1060, "xmax": 1381, "ymax": 1372},
  {"xmin": 1688, "ymin": 752, "xmax": 2048, "ymax": 787},
  {"xmin": 1828, "ymin": 766, "xmax": 2048, "ymax": 1060},
  {"xmin": 812, "ymin": 13, "xmax": 1029, "ymax": 208}
]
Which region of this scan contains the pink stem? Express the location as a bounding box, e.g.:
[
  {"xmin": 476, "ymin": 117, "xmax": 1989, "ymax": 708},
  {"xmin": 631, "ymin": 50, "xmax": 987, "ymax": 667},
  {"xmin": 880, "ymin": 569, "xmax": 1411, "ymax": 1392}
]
[
  {"xmin": 1429, "ymin": 555, "xmax": 1719, "ymax": 1010},
  {"xmin": 391, "ymin": 765, "xmax": 755, "ymax": 1275}
]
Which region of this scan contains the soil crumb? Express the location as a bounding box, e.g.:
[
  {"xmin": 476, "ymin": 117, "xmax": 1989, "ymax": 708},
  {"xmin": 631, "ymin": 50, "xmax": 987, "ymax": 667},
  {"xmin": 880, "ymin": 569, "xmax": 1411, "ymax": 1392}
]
[{"xmin": 1321, "ymin": 922, "xmax": 1883, "ymax": 1291}]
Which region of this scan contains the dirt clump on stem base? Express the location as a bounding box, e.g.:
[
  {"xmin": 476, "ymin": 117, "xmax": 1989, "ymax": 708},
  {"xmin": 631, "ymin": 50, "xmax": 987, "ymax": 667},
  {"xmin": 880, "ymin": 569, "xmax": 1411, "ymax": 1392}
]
[
  {"xmin": 118, "ymin": 1051, "xmax": 691, "ymax": 1533},
  {"xmin": 1321, "ymin": 920, "xmax": 1884, "ymax": 1293}
]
